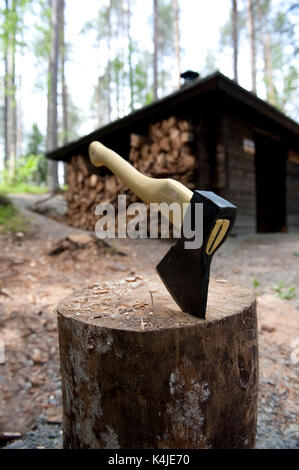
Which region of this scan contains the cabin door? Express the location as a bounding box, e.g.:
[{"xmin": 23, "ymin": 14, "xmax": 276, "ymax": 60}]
[{"xmin": 254, "ymin": 132, "xmax": 286, "ymax": 233}]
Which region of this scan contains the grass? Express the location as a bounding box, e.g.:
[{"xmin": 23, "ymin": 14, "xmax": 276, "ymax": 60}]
[
  {"xmin": 0, "ymin": 193, "xmax": 31, "ymax": 234},
  {"xmin": 273, "ymin": 282, "xmax": 296, "ymax": 300},
  {"xmin": 0, "ymin": 182, "xmax": 48, "ymax": 195}
]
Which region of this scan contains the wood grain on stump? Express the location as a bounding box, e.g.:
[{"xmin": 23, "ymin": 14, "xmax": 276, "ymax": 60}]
[{"xmin": 56, "ymin": 277, "xmax": 258, "ymax": 449}]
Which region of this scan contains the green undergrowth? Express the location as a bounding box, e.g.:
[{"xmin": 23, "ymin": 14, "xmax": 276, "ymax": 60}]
[
  {"xmin": 0, "ymin": 182, "xmax": 48, "ymax": 194},
  {"xmin": 0, "ymin": 194, "xmax": 31, "ymax": 234}
]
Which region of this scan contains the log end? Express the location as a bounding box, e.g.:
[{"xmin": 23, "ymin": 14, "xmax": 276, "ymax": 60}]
[{"xmin": 56, "ymin": 277, "xmax": 255, "ymax": 332}]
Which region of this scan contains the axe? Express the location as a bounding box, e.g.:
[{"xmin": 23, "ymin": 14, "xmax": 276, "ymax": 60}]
[{"xmin": 89, "ymin": 141, "xmax": 237, "ymax": 319}]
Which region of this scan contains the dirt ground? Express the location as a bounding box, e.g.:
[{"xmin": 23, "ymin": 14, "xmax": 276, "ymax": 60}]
[{"xmin": 0, "ymin": 195, "xmax": 298, "ymax": 449}]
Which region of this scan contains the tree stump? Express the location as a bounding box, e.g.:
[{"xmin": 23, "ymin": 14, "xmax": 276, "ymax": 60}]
[{"xmin": 56, "ymin": 277, "xmax": 258, "ymax": 449}]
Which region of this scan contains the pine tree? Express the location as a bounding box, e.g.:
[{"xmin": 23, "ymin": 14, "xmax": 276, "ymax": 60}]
[
  {"xmin": 46, "ymin": 0, "xmax": 60, "ymax": 192},
  {"xmin": 153, "ymin": 0, "xmax": 159, "ymax": 99},
  {"xmin": 247, "ymin": 0, "xmax": 257, "ymax": 93},
  {"xmin": 232, "ymin": 0, "xmax": 238, "ymax": 81},
  {"xmin": 173, "ymin": 0, "xmax": 181, "ymax": 88},
  {"xmin": 1, "ymin": 0, "xmax": 30, "ymax": 179}
]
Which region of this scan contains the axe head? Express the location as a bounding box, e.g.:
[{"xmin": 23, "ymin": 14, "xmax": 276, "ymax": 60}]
[{"xmin": 156, "ymin": 191, "xmax": 237, "ymax": 318}]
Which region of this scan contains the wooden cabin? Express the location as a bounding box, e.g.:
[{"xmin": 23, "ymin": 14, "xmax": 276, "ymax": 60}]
[{"xmin": 47, "ymin": 72, "xmax": 299, "ymax": 234}]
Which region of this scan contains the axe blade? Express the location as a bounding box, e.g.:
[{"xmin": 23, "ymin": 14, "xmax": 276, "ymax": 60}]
[{"xmin": 156, "ymin": 191, "xmax": 237, "ymax": 318}]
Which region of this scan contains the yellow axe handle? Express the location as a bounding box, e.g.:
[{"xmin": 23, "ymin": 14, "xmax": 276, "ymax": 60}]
[{"xmin": 89, "ymin": 141, "xmax": 193, "ymax": 228}]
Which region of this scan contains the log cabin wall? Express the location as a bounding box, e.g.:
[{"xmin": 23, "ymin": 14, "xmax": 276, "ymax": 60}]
[
  {"xmin": 192, "ymin": 105, "xmax": 257, "ymax": 234},
  {"xmin": 220, "ymin": 112, "xmax": 257, "ymax": 234},
  {"xmin": 286, "ymin": 151, "xmax": 299, "ymax": 231}
]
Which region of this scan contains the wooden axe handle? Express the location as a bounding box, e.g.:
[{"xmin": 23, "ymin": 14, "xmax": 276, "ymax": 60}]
[{"xmin": 89, "ymin": 141, "xmax": 193, "ymax": 228}]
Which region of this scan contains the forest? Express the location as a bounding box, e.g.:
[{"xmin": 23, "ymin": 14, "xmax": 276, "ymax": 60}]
[
  {"xmin": 0, "ymin": 0, "xmax": 298, "ymax": 193},
  {"xmin": 0, "ymin": 0, "xmax": 299, "ymax": 451}
]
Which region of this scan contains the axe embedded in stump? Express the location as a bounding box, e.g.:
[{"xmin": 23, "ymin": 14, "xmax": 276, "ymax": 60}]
[{"xmin": 89, "ymin": 141, "xmax": 237, "ymax": 319}]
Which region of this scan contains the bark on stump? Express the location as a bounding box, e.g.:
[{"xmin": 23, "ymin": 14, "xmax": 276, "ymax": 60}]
[{"xmin": 56, "ymin": 277, "xmax": 258, "ymax": 449}]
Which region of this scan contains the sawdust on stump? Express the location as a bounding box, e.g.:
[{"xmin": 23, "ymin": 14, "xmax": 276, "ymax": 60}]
[{"xmin": 57, "ymin": 278, "xmax": 258, "ymax": 449}]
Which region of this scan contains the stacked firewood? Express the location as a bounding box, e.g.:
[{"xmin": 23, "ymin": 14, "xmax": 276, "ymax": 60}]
[{"xmin": 66, "ymin": 117, "xmax": 196, "ymax": 231}]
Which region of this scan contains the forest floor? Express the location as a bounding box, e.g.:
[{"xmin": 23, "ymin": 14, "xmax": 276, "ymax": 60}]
[{"xmin": 0, "ymin": 194, "xmax": 298, "ymax": 449}]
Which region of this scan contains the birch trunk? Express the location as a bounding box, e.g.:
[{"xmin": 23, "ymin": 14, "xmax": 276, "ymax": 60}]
[
  {"xmin": 6, "ymin": 0, "xmax": 17, "ymax": 179},
  {"xmin": 59, "ymin": 0, "xmax": 68, "ymax": 185},
  {"xmin": 247, "ymin": 0, "xmax": 257, "ymax": 94},
  {"xmin": 4, "ymin": 0, "xmax": 8, "ymax": 169},
  {"xmin": 107, "ymin": 0, "xmax": 112, "ymax": 122},
  {"xmin": 153, "ymin": 0, "xmax": 159, "ymax": 100},
  {"xmin": 232, "ymin": 0, "xmax": 238, "ymax": 82},
  {"xmin": 47, "ymin": 0, "xmax": 60, "ymax": 192},
  {"xmin": 127, "ymin": 0, "xmax": 134, "ymax": 111},
  {"xmin": 263, "ymin": 33, "xmax": 275, "ymax": 104},
  {"xmin": 173, "ymin": 0, "xmax": 181, "ymax": 89}
]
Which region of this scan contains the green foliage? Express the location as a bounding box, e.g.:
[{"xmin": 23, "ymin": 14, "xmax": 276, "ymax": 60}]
[
  {"xmin": 273, "ymin": 282, "xmax": 296, "ymax": 300},
  {"xmin": 293, "ymin": 252, "xmax": 299, "ymax": 257},
  {"xmin": 218, "ymin": 0, "xmax": 298, "ymax": 120},
  {"xmin": 132, "ymin": 51, "xmax": 154, "ymax": 108},
  {"xmin": 0, "ymin": 0, "xmax": 31, "ymax": 51},
  {"xmin": 91, "ymin": 70, "xmax": 111, "ymax": 126},
  {"xmin": 0, "ymin": 182, "xmax": 48, "ymax": 194},
  {"xmin": 202, "ymin": 49, "xmax": 218, "ymax": 76},
  {"xmin": 219, "ymin": 2, "xmax": 247, "ymax": 50},
  {"xmin": 158, "ymin": 0, "xmax": 174, "ymax": 57},
  {"xmin": 253, "ymin": 278, "xmax": 260, "ymax": 288},
  {"xmin": 24, "ymin": 124, "xmax": 47, "ymax": 184},
  {"xmin": 14, "ymin": 154, "xmax": 40, "ymax": 183},
  {"xmin": 1, "ymin": 139, "xmax": 48, "ymax": 189},
  {"xmin": 27, "ymin": 123, "xmax": 44, "ymax": 155},
  {"xmin": 58, "ymin": 97, "xmax": 82, "ymax": 144},
  {"xmin": 0, "ymin": 194, "xmax": 31, "ymax": 233}
]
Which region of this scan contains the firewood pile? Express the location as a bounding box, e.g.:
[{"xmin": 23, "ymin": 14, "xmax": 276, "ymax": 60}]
[{"xmin": 66, "ymin": 116, "xmax": 196, "ymax": 231}]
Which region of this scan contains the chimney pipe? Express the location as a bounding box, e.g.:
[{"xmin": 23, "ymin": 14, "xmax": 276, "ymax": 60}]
[{"xmin": 180, "ymin": 70, "xmax": 199, "ymax": 87}]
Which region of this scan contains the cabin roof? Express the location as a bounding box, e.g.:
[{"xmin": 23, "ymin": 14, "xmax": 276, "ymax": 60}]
[{"xmin": 47, "ymin": 71, "xmax": 299, "ymax": 162}]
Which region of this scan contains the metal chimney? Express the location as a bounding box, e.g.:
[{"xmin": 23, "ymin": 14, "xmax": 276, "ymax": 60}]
[{"xmin": 180, "ymin": 70, "xmax": 200, "ymax": 87}]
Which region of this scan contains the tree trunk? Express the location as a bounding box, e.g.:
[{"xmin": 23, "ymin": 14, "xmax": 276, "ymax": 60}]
[
  {"xmin": 5, "ymin": 0, "xmax": 17, "ymax": 180},
  {"xmin": 107, "ymin": 0, "xmax": 112, "ymax": 122},
  {"xmin": 247, "ymin": 0, "xmax": 257, "ymax": 94},
  {"xmin": 153, "ymin": 0, "xmax": 159, "ymax": 100},
  {"xmin": 127, "ymin": 0, "xmax": 134, "ymax": 111},
  {"xmin": 256, "ymin": 0, "xmax": 274, "ymax": 104},
  {"xmin": 173, "ymin": 0, "xmax": 181, "ymax": 89},
  {"xmin": 263, "ymin": 33, "xmax": 275, "ymax": 104},
  {"xmin": 57, "ymin": 278, "xmax": 258, "ymax": 449},
  {"xmin": 16, "ymin": 74, "xmax": 23, "ymax": 159},
  {"xmin": 59, "ymin": 0, "xmax": 68, "ymax": 185},
  {"xmin": 232, "ymin": 0, "xmax": 238, "ymax": 82},
  {"xmin": 60, "ymin": 0, "xmax": 68, "ymax": 145},
  {"xmin": 47, "ymin": 0, "xmax": 60, "ymax": 193},
  {"xmin": 4, "ymin": 0, "xmax": 9, "ymax": 171}
]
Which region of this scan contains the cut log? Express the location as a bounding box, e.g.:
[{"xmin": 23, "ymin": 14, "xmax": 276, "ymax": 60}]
[
  {"xmin": 57, "ymin": 278, "xmax": 258, "ymax": 449},
  {"xmin": 160, "ymin": 136, "xmax": 171, "ymax": 152},
  {"xmin": 181, "ymin": 132, "xmax": 194, "ymax": 144},
  {"xmin": 130, "ymin": 133, "xmax": 147, "ymax": 149},
  {"xmin": 140, "ymin": 144, "xmax": 150, "ymax": 159},
  {"xmin": 178, "ymin": 120, "xmax": 190, "ymax": 132},
  {"xmin": 89, "ymin": 174, "xmax": 98, "ymax": 188},
  {"xmin": 129, "ymin": 148, "xmax": 139, "ymax": 163},
  {"xmin": 77, "ymin": 155, "xmax": 88, "ymax": 176},
  {"xmin": 66, "ymin": 117, "xmax": 196, "ymax": 232}
]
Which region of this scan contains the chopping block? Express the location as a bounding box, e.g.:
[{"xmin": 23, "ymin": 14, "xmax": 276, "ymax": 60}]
[{"xmin": 56, "ymin": 277, "xmax": 258, "ymax": 449}]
